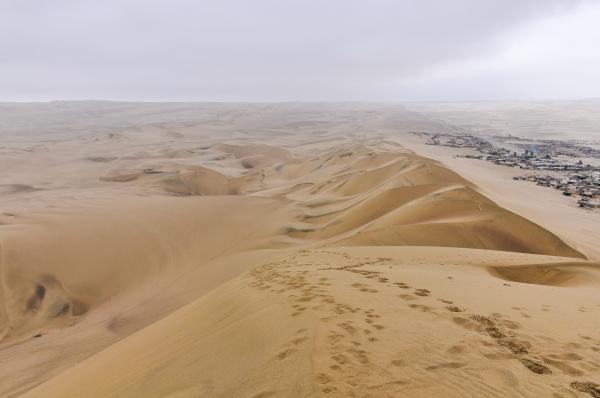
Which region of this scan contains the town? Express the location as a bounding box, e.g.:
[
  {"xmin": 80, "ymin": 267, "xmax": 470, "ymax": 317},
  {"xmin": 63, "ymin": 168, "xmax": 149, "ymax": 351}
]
[{"xmin": 417, "ymin": 132, "xmax": 600, "ymax": 209}]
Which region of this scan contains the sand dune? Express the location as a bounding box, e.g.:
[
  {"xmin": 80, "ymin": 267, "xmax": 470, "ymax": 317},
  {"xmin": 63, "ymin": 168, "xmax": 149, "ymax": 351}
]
[
  {"xmin": 1, "ymin": 103, "xmax": 599, "ymax": 397},
  {"xmin": 21, "ymin": 247, "xmax": 600, "ymax": 398}
]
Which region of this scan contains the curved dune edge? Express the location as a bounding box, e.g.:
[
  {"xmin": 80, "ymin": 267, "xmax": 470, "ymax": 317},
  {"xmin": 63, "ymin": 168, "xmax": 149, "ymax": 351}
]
[
  {"xmin": 1, "ymin": 142, "xmax": 598, "ymax": 397},
  {"xmin": 487, "ymin": 262, "xmax": 600, "ymax": 287}
]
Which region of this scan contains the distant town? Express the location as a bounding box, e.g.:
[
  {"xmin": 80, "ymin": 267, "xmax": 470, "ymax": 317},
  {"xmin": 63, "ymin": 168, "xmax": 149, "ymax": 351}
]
[{"xmin": 414, "ymin": 132, "xmax": 600, "ymax": 209}]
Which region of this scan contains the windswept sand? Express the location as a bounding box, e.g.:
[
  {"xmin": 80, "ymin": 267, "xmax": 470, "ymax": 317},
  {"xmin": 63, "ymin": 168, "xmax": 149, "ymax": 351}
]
[{"xmin": 1, "ymin": 103, "xmax": 599, "ymax": 398}]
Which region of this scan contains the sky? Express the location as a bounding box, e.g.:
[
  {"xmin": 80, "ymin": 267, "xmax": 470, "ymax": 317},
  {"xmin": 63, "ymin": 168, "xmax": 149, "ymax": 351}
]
[{"xmin": 1, "ymin": 0, "xmax": 599, "ymax": 102}]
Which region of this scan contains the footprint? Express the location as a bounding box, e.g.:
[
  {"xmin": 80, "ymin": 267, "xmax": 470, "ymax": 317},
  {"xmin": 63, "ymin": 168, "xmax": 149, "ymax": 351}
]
[
  {"xmin": 570, "ymin": 381, "xmax": 600, "ymax": 397},
  {"xmin": 338, "ymin": 322, "xmax": 356, "ymax": 335},
  {"xmin": 499, "ymin": 319, "xmax": 520, "ymax": 330},
  {"xmin": 349, "ymin": 348, "xmax": 370, "ymax": 364},
  {"xmin": 251, "ymin": 391, "xmax": 276, "ymax": 398},
  {"xmin": 426, "ymin": 362, "xmax": 465, "ymax": 371},
  {"xmin": 398, "ymin": 294, "xmax": 417, "ymax": 301},
  {"xmin": 408, "ymin": 304, "xmax": 431, "ymax": 312},
  {"xmin": 497, "ymin": 339, "xmax": 530, "ymax": 355},
  {"xmin": 331, "ymin": 353, "xmax": 348, "ymax": 365},
  {"xmin": 519, "ymin": 358, "xmax": 552, "ymax": 374},
  {"xmin": 485, "ymin": 326, "xmax": 506, "ymax": 339},
  {"xmin": 452, "ymin": 316, "xmax": 477, "ymax": 330},
  {"xmin": 395, "ymin": 282, "xmax": 411, "ymax": 289},
  {"xmin": 316, "ymin": 373, "xmax": 332, "ymax": 384},
  {"xmin": 447, "ymin": 344, "xmax": 467, "ymax": 355},
  {"xmin": 276, "ymin": 347, "xmax": 297, "ymax": 360},
  {"xmin": 291, "ymin": 336, "xmax": 308, "ymax": 345},
  {"xmin": 470, "ymin": 315, "xmax": 494, "ymax": 327}
]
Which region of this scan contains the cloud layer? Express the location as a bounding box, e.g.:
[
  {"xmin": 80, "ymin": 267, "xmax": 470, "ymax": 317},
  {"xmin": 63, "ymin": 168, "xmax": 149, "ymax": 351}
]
[{"xmin": 1, "ymin": 0, "xmax": 595, "ymax": 101}]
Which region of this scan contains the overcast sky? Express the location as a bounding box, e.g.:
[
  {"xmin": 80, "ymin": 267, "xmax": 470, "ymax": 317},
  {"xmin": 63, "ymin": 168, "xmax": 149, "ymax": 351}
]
[{"xmin": 1, "ymin": 0, "xmax": 599, "ymax": 101}]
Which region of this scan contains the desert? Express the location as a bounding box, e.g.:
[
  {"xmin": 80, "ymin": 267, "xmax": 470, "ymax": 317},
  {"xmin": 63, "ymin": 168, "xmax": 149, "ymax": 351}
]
[{"xmin": 0, "ymin": 102, "xmax": 599, "ymax": 397}]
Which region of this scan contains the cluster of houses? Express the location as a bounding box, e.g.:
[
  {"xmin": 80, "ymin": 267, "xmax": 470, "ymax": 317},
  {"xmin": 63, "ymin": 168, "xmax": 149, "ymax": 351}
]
[
  {"xmin": 479, "ymin": 148, "xmax": 600, "ymax": 209},
  {"xmin": 512, "ymin": 174, "xmax": 600, "ymax": 208},
  {"xmin": 425, "ymin": 133, "xmax": 493, "ymax": 152},
  {"xmin": 482, "ymin": 149, "xmax": 593, "ymax": 172},
  {"xmin": 419, "ymin": 132, "xmax": 600, "ymax": 210},
  {"xmin": 511, "ymin": 139, "xmax": 600, "ymax": 159}
]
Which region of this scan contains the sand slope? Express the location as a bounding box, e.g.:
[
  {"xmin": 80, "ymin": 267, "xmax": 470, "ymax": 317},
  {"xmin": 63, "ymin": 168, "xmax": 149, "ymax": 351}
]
[{"xmin": 22, "ymin": 247, "xmax": 600, "ymax": 398}]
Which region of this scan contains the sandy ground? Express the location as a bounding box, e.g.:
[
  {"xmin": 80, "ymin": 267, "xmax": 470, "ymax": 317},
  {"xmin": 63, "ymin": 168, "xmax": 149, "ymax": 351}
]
[{"xmin": 1, "ymin": 103, "xmax": 599, "ymax": 398}]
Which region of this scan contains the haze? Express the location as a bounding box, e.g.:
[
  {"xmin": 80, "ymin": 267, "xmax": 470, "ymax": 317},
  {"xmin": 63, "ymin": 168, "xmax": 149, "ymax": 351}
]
[{"xmin": 2, "ymin": 0, "xmax": 599, "ymax": 101}]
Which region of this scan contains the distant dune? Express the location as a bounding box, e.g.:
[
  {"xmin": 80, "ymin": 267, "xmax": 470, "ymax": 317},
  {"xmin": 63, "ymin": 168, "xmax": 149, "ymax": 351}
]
[
  {"xmin": 1, "ymin": 103, "xmax": 599, "ymax": 398},
  {"xmin": 404, "ymin": 99, "xmax": 600, "ymax": 143}
]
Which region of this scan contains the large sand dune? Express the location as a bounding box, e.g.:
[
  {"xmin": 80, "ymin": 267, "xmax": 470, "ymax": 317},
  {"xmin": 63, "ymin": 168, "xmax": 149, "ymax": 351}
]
[{"xmin": 1, "ymin": 103, "xmax": 599, "ymax": 397}]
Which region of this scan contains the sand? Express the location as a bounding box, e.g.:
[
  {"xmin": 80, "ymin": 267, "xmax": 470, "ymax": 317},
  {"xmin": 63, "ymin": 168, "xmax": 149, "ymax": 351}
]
[{"xmin": 1, "ymin": 102, "xmax": 599, "ymax": 398}]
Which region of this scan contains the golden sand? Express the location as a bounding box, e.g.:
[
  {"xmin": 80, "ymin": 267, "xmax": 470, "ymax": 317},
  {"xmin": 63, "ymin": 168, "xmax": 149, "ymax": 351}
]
[{"xmin": 1, "ymin": 105, "xmax": 599, "ymax": 397}]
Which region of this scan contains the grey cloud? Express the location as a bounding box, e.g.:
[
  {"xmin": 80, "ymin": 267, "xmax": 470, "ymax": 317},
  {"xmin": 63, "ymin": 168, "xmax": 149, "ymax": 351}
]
[{"xmin": 0, "ymin": 0, "xmax": 589, "ymax": 101}]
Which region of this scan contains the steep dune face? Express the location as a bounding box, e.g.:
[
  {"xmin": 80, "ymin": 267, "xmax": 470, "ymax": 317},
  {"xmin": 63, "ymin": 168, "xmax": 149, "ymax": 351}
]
[
  {"xmin": 213, "ymin": 143, "xmax": 293, "ymax": 166},
  {"xmin": 273, "ymin": 148, "xmax": 584, "ymax": 259},
  {"xmin": 24, "ymin": 272, "xmax": 317, "ymax": 398},
  {"xmin": 0, "ymin": 196, "xmax": 287, "ymax": 344},
  {"xmin": 328, "ymin": 186, "xmax": 582, "ymax": 257},
  {"xmin": 156, "ymin": 165, "xmax": 266, "ymax": 195},
  {"xmin": 488, "ymin": 262, "xmax": 600, "ymax": 287},
  {"xmin": 1, "ymin": 137, "xmax": 598, "ymax": 398}
]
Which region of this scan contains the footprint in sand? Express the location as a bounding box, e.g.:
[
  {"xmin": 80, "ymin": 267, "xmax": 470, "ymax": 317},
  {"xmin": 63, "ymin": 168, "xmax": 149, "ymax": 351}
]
[
  {"xmin": 414, "ymin": 288, "xmax": 431, "ymax": 297},
  {"xmin": 398, "ymin": 294, "xmax": 418, "ymax": 301},
  {"xmin": 445, "ymin": 306, "xmax": 463, "ymax": 313},
  {"xmin": 497, "ymin": 339, "xmax": 529, "ymax": 354},
  {"xmin": 425, "ymin": 362, "xmax": 465, "ymax": 371},
  {"xmin": 408, "ymin": 304, "xmax": 431, "ymax": 312},
  {"xmin": 337, "ymin": 321, "xmax": 356, "ymax": 335},
  {"xmin": 519, "ymin": 358, "xmax": 552, "ymax": 374},
  {"xmin": 447, "ymin": 344, "xmax": 468, "ymax": 355},
  {"xmin": 330, "ymin": 353, "xmax": 348, "ymax": 365},
  {"xmin": 251, "ymin": 391, "xmax": 276, "ymax": 398},
  {"xmin": 394, "ymin": 282, "xmax": 411, "ymax": 289},
  {"xmin": 316, "ymin": 373, "xmax": 332, "ymax": 384},
  {"xmin": 570, "ymin": 381, "xmax": 600, "ymax": 397},
  {"xmin": 276, "ymin": 347, "xmax": 297, "ymax": 361}
]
